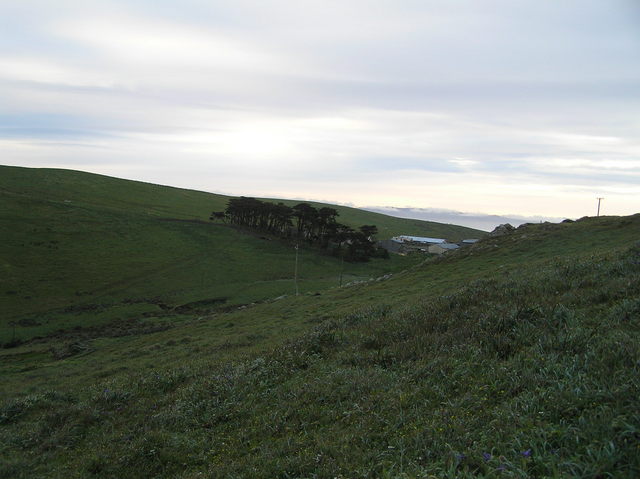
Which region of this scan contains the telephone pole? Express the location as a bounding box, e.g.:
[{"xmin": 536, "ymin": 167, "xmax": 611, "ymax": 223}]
[{"xmin": 596, "ymin": 197, "xmax": 604, "ymax": 217}]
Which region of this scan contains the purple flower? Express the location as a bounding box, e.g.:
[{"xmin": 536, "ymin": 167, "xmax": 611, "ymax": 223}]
[
  {"xmin": 455, "ymin": 453, "xmax": 466, "ymax": 462},
  {"xmin": 483, "ymin": 452, "xmax": 492, "ymax": 461},
  {"xmin": 521, "ymin": 449, "xmax": 532, "ymax": 457}
]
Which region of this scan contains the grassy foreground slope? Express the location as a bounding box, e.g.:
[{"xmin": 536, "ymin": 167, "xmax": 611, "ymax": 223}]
[
  {"xmin": 0, "ymin": 214, "xmax": 638, "ymax": 478},
  {"xmin": 0, "ymin": 165, "xmax": 482, "ymax": 342}
]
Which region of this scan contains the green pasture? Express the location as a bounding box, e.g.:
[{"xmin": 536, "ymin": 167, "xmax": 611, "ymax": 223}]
[
  {"xmin": 1, "ymin": 165, "xmax": 638, "ymax": 478},
  {"xmin": 0, "ymin": 214, "xmax": 638, "ymax": 478},
  {"xmin": 4, "ymin": 165, "xmax": 474, "ymax": 342}
]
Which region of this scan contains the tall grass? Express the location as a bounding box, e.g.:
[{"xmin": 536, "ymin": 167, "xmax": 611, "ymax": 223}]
[{"xmin": 2, "ymin": 242, "xmax": 638, "ymax": 478}]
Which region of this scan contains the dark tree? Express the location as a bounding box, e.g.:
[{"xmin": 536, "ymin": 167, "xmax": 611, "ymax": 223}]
[
  {"xmin": 219, "ymin": 198, "xmax": 382, "ymax": 262},
  {"xmin": 209, "ymin": 211, "xmax": 227, "ymax": 222},
  {"xmin": 359, "ymin": 225, "xmax": 378, "ymax": 241},
  {"xmin": 292, "ymin": 203, "xmax": 318, "ymax": 240}
]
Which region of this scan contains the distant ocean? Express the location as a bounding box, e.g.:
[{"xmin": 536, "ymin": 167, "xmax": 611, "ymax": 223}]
[{"xmin": 362, "ymin": 206, "xmax": 565, "ymax": 232}]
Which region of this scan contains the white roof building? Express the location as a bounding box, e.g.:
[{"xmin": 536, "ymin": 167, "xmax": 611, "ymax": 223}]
[{"xmin": 392, "ymin": 235, "xmax": 446, "ymax": 244}]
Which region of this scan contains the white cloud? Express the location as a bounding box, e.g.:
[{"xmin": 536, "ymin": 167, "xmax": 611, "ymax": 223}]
[
  {"xmin": 52, "ymin": 15, "xmax": 295, "ymax": 74},
  {"xmin": 0, "ymin": 56, "xmax": 116, "ymax": 88},
  {"xmin": 1, "ymin": 0, "xmax": 639, "ymax": 218}
]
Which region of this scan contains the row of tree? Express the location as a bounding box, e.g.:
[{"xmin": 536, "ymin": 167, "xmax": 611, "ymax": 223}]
[{"xmin": 210, "ymin": 197, "xmax": 387, "ymax": 262}]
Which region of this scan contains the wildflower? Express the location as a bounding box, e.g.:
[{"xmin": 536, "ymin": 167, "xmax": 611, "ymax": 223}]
[
  {"xmin": 521, "ymin": 449, "xmax": 532, "ymax": 457},
  {"xmin": 483, "ymin": 452, "xmax": 492, "ymax": 461},
  {"xmin": 455, "ymin": 453, "xmax": 466, "ymax": 462}
]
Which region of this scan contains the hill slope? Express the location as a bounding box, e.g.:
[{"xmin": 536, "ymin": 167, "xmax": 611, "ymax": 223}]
[
  {"xmin": 1, "ymin": 213, "xmax": 638, "ymax": 478},
  {"xmin": 0, "ymin": 165, "xmax": 482, "ymax": 342},
  {"xmin": 0, "ymin": 165, "xmax": 482, "ymax": 238}
]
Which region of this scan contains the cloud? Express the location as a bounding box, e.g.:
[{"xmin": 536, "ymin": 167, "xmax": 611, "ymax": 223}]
[
  {"xmin": 1, "ymin": 0, "xmax": 639, "ymax": 218},
  {"xmin": 51, "ymin": 14, "xmax": 298, "ymax": 76}
]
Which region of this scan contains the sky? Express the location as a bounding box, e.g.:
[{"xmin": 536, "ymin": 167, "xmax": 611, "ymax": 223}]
[{"xmin": 1, "ymin": 0, "xmax": 639, "ymax": 220}]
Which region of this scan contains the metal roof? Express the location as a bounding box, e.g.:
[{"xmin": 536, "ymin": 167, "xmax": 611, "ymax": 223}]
[{"xmin": 393, "ymin": 235, "xmax": 446, "ymax": 244}]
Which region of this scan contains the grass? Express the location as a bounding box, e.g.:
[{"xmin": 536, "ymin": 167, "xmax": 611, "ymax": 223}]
[
  {"xmin": 0, "ymin": 165, "xmax": 482, "ymax": 238},
  {"xmin": 1, "ymin": 240, "xmax": 638, "ymax": 477},
  {"xmin": 1, "ymin": 165, "xmax": 638, "ymax": 477},
  {"xmin": 261, "ymin": 197, "xmax": 484, "ymax": 242},
  {"xmin": 2, "ymin": 165, "xmax": 482, "ymax": 343}
]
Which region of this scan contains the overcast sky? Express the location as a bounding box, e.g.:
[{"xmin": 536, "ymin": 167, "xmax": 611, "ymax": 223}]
[{"xmin": 2, "ymin": 0, "xmax": 639, "ymax": 218}]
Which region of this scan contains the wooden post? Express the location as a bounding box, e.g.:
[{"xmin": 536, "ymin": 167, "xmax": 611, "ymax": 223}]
[{"xmin": 294, "ymin": 243, "xmax": 299, "ymax": 296}]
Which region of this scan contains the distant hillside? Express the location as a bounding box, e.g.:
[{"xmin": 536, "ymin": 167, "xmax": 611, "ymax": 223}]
[
  {"xmin": 0, "ymin": 165, "xmax": 481, "ymax": 342},
  {"xmin": 262, "ymin": 199, "xmax": 484, "ymax": 241},
  {"xmin": 0, "ymin": 165, "xmax": 482, "ymax": 239}
]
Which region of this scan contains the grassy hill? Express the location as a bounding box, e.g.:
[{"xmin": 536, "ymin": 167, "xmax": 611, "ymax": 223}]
[
  {"xmin": 260, "ymin": 197, "xmax": 482, "ymax": 242},
  {"xmin": 0, "ymin": 165, "xmax": 482, "ymax": 343},
  {"xmin": 0, "ymin": 165, "xmax": 482, "ymax": 238},
  {"xmin": 1, "ymin": 201, "xmax": 638, "ymax": 478}
]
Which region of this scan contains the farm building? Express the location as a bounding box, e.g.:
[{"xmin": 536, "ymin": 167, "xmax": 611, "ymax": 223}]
[
  {"xmin": 428, "ymin": 243, "xmax": 460, "ymax": 255},
  {"xmin": 391, "ymin": 236, "xmax": 446, "ymax": 244},
  {"xmin": 379, "ymin": 235, "xmax": 465, "ymax": 255},
  {"xmin": 377, "ymin": 238, "xmax": 405, "ymax": 254}
]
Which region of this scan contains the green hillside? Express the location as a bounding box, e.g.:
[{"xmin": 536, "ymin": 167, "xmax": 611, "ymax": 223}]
[
  {"xmin": 0, "ymin": 165, "xmax": 481, "ymax": 238},
  {"xmin": 0, "ymin": 165, "xmax": 482, "ymax": 343},
  {"xmin": 1, "ymin": 206, "xmax": 638, "ymax": 477},
  {"xmin": 260, "ymin": 197, "xmax": 482, "ymax": 243}
]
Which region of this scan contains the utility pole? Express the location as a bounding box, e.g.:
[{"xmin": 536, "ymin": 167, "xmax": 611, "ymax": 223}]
[
  {"xmin": 597, "ymin": 197, "xmax": 604, "ymax": 217},
  {"xmin": 294, "ymin": 243, "xmax": 299, "ymax": 296}
]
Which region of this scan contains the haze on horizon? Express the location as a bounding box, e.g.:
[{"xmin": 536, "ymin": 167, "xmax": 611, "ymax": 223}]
[{"xmin": 1, "ymin": 0, "xmax": 639, "ymax": 220}]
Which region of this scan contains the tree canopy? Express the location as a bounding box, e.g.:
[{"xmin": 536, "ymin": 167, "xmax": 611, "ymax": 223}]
[{"xmin": 210, "ymin": 198, "xmax": 386, "ymax": 262}]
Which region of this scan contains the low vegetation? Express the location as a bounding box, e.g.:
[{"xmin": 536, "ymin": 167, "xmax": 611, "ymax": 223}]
[
  {"xmin": 1, "ymin": 248, "xmax": 638, "ymax": 476},
  {"xmin": 1, "ymin": 166, "xmax": 481, "ymax": 344},
  {"xmin": 1, "ymin": 166, "xmax": 638, "ymax": 478}
]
